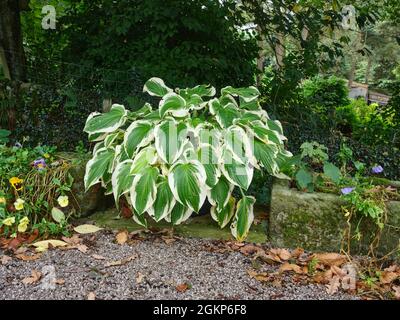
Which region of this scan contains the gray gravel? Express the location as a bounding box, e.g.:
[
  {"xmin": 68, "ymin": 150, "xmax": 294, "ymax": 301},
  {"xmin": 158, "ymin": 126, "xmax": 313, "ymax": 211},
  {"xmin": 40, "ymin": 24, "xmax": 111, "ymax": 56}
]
[{"xmin": 0, "ymin": 231, "xmax": 359, "ymax": 300}]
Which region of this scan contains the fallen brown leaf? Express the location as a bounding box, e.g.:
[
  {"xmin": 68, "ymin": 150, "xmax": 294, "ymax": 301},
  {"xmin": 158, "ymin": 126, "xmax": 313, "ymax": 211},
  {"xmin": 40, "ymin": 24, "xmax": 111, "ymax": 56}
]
[
  {"xmin": 162, "ymin": 236, "xmax": 176, "ymax": 245},
  {"xmin": 291, "ymin": 248, "xmax": 304, "ymax": 259},
  {"xmin": 15, "ymin": 253, "xmax": 41, "ymax": 261},
  {"xmin": 87, "ymin": 292, "xmax": 96, "ymax": 300},
  {"xmin": 279, "ymin": 262, "xmax": 303, "ymax": 274},
  {"xmin": 176, "ymin": 283, "xmax": 189, "ymax": 293},
  {"xmin": 116, "ymin": 230, "xmax": 129, "ymax": 245},
  {"xmin": 136, "ymin": 272, "xmax": 145, "ymax": 284},
  {"xmin": 270, "ymin": 248, "xmax": 291, "ymax": 261},
  {"xmin": 53, "ymin": 279, "xmax": 65, "ymax": 285},
  {"xmin": 1, "ymin": 255, "xmax": 12, "ymax": 265},
  {"xmin": 22, "ymin": 270, "xmax": 42, "ymax": 285},
  {"xmin": 61, "ymin": 234, "xmax": 82, "ymax": 245},
  {"xmin": 313, "ymin": 253, "xmax": 347, "ymax": 267},
  {"xmin": 104, "ymin": 254, "xmax": 137, "ymax": 268},
  {"xmin": 247, "ymin": 269, "xmax": 271, "ymax": 282},
  {"xmin": 326, "ymin": 276, "xmax": 341, "ymax": 294},
  {"xmin": 254, "ymin": 251, "xmax": 281, "ymax": 264},
  {"xmin": 92, "ymin": 254, "xmax": 107, "ymax": 260},
  {"xmin": 380, "ymin": 271, "xmax": 398, "ymax": 284}
]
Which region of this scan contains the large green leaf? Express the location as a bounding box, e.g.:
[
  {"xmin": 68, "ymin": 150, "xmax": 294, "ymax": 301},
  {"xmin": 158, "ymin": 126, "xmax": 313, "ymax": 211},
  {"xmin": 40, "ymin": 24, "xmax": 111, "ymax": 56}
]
[
  {"xmin": 295, "ymin": 167, "xmax": 313, "ymax": 190},
  {"xmin": 168, "ymin": 161, "xmax": 207, "ymax": 212},
  {"xmin": 211, "ymin": 196, "xmax": 236, "ymax": 228},
  {"xmin": 170, "ymin": 202, "xmax": 193, "ymax": 225},
  {"xmin": 84, "ymin": 148, "xmax": 115, "ymax": 190},
  {"xmin": 143, "ymin": 77, "xmax": 173, "ymax": 97},
  {"xmin": 131, "ymin": 146, "xmax": 158, "ymax": 174},
  {"xmin": 147, "ymin": 178, "xmax": 176, "ymax": 222},
  {"xmin": 155, "ymin": 120, "xmax": 188, "ymax": 164},
  {"xmin": 111, "ymin": 160, "xmax": 134, "ymax": 202},
  {"xmin": 159, "ymin": 92, "xmax": 187, "ymax": 118},
  {"xmin": 123, "ymin": 120, "xmax": 154, "ymax": 158},
  {"xmin": 130, "ymin": 166, "xmax": 159, "ymax": 214},
  {"xmin": 197, "ymin": 144, "xmax": 220, "ymax": 187},
  {"xmin": 84, "ymin": 104, "xmax": 127, "ymax": 134},
  {"xmin": 221, "ymin": 149, "xmax": 253, "ymax": 190},
  {"xmin": 253, "ymin": 140, "xmax": 279, "ymax": 175},
  {"xmin": 323, "ymin": 162, "xmax": 341, "ymax": 184},
  {"xmin": 221, "ymin": 86, "xmax": 260, "ymax": 102},
  {"xmin": 208, "ymin": 176, "xmax": 233, "ymax": 211},
  {"xmin": 181, "ymin": 84, "xmax": 216, "ymax": 97},
  {"xmin": 230, "ymin": 195, "xmax": 255, "ymax": 241},
  {"xmin": 209, "ymin": 98, "xmax": 239, "ymax": 128}
]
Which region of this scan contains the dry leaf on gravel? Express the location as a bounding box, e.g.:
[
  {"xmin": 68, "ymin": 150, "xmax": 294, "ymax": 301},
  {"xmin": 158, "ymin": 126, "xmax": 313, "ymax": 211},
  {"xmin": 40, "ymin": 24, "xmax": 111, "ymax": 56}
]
[
  {"xmin": 313, "ymin": 253, "xmax": 347, "ymax": 267},
  {"xmin": 176, "ymin": 283, "xmax": 189, "ymax": 293},
  {"xmin": 239, "ymin": 244, "xmax": 263, "ymax": 256},
  {"xmin": 74, "ymin": 224, "xmax": 103, "ymax": 234},
  {"xmin": 53, "ymin": 279, "xmax": 65, "ymax": 285},
  {"xmin": 87, "ymin": 292, "xmax": 96, "ymax": 300},
  {"xmin": 15, "ymin": 253, "xmax": 41, "ymax": 261},
  {"xmin": 1, "ymin": 255, "xmax": 12, "ymax": 265},
  {"xmin": 116, "ymin": 230, "xmax": 129, "ymax": 245},
  {"xmin": 270, "ymin": 248, "xmax": 291, "ymax": 261},
  {"xmin": 104, "ymin": 254, "xmax": 137, "ymax": 268},
  {"xmin": 254, "ymin": 251, "xmax": 281, "ymax": 264},
  {"xmin": 380, "ymin": 271, "xmax": 399, "ymax": 284},
  {"xmin": 247, "ymin": 270, "xmax": 271, "ymax": 282},
  {"xmin": 92, "ymin": 254, "xmax": 107, "ymax": 260},
  {"xmin": 136, "ymin": 272, "xmax": 145, "ymax": 284},
  {"xmin": 326, "ymin": 276, "xmax": 341, "ymax": 294},
  {"xmin": 61, "ymin": 235, "xmax": 82, "ymax": 245},
  {"xmin": 22, "ymin": 270, "xmax": 42, "ymax": 285},
  {"xmin": 279, "ymin": 262, "xmax": 303, "ymax": 274}
]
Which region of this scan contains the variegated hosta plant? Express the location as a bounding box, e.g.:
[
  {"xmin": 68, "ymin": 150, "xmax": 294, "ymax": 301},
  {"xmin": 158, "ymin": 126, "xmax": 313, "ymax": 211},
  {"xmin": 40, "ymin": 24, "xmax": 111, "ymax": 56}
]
[{"xmin": 83, "ymin": 77, "xmax": 291, "ymax": 241}]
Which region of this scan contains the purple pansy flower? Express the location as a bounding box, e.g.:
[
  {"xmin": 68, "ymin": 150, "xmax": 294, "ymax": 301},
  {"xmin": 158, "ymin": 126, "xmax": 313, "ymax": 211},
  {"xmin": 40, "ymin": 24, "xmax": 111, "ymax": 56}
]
[
  {"xmin": 33, "ymin": 158, "xmax": 47, "ymax": 170},
  {"xmin": 341, "ymin": 187, "xmax": 355, "ymax": 195},
  {"xmin": 371, "ymin": 165, "xmax": 383, "ymax": 174}
]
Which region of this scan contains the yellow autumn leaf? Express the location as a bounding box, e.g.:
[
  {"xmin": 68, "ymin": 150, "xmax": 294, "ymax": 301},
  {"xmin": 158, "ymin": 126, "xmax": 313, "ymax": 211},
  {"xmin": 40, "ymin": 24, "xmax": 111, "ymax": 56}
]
[
  {"xmin": 74, "ymin": 224, "xmax": 103, "ymax": 234},
  {"xmin": 32, "ymin": 240, "xmax": 68, "ymax": 252}
]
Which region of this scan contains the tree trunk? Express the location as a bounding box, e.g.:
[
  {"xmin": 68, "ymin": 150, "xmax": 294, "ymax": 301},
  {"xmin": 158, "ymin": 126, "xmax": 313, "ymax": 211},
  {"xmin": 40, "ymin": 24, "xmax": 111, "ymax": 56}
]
[
  {"xmin": 0, "ymin": 0, "xmax": 27, "ymax": 82},
  {"xmin": 275, "ymin": 32, "xmax": 285, "ymax": 70},
  {"xmin": 365, "ymin": 56, "xmax": 372, "ymax": 85},
  {"xmin": 256, "ymin": 25, "xmax": 266, "ymax": 87}
]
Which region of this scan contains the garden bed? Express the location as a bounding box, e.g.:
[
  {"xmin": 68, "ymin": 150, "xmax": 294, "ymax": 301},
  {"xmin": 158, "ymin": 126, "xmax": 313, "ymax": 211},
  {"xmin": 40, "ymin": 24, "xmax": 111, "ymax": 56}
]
[{"xmin": 269, "ymin": 179, "xmax": 400, "ymax": 258}]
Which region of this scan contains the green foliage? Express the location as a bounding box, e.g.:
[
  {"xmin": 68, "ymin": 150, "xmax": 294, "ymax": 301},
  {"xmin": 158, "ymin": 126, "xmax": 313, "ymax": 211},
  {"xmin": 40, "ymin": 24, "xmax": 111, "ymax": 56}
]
[
  {"xmin": 84, "ymin": 78, "xmax": 290, "ymax": 241},
  {"xmin": 0, "ymin": 129, "xmax": 10, "ymax": 144}
]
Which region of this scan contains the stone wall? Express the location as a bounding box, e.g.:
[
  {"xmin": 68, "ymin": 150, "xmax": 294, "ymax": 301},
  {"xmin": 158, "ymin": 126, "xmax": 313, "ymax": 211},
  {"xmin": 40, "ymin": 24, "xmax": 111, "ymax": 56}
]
[{"xmin": 269, "ymin": 179, "xmax": 400, "ymax": 258}]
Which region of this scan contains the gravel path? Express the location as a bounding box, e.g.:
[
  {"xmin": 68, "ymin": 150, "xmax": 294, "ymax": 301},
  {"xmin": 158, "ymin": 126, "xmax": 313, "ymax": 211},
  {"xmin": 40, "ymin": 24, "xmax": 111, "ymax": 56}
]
[{"xmin": 0, "ymin": 231, "xmax": 359, "ymax": 300}]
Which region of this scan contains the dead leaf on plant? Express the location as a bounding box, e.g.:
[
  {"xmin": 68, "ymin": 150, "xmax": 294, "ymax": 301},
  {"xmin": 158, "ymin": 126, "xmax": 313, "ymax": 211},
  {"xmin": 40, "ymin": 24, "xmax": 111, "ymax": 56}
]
[
  {"xmin": 279, "ymin": 262, "xmax": 303, "ymax": 274},
  {"xmin": 1, "ymin": 255, "xmax": 12, "ymax": 265},
  {"xmin": 22, "ymin": 270, "xmax": 42, "ymax": 285},
  {"xmin": 116, "ymin": 230, "xmax": 129, "ymax": 245},
  {"xmin": 104, "ymin": 254, "xmax": 137, "ymax": 267},
  {"xmin": 176, "ymin": 283, "xmax": 189, "ymax": 293},
  {"xmin": 313, "ymin": 253, "xmax": 347, "ymax": 267},
  {"xmin": 87, "ymin": 292, "xmax": 96, "ymax": 300}
]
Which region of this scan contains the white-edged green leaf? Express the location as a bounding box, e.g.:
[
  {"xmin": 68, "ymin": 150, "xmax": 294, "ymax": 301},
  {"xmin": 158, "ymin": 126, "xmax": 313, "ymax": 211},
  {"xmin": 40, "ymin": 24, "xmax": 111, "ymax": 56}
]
[
  {"xmin": 123, "ymin": 120, "xmax": 154, "ymax": 158},
  {"xmin": 182, "ymin": 84, "xmax": 216, "ymax": 97},
  {"xmin": 130, "ymin": 166, "xmax": 158, "ymax": 215},
  {"xmin": 209, "ymin": 98, "xmax": 239, "ymax": 128},
  {"xmin": 168, "ymin": 160, "xmax": 207, "ymax": 212},
  {"xmin": 131, "ymin": 146, "xmax": 158, "ymax": 174},
  {"xmin": 111, "ymin": 160, "xmax": 135, "ymax": 202},
  {"xmin": 221, "ymin": 86, "xmax": 260, "ymax": 102},
  {"xmin": 198, "ymin": 144, "xmax": 220, "ymax": 187},
  {"xmin": 208, "ymin": 176, "xmax": 234, "ymax": 211},
  {"xmin": 220, "ymin": 148, "xmax": 253, "ymax": 190},
  {"xmin": 104, "ymin": 132, "xmax": 120, "ymax": 148},
  {"xmin": 211, "ymin": 196, "xmax": 236, "ymax": 228},
  {"xmin": 224, "ymin": 126, "xmax": 255, "ymax": 165},
  {"xmin": 170, "ymin": 201, "xmax": 193, "ymax": 225},
  {"xmin": 147, "ymin": 178, "xmax": 176, "ymax": 222},
  {"xmin": 159, "ymin": 92, "xmax": 187, "ymax": 118},
  {"xmin": 266, "ymin": 119, "xmax": 284, "ymax": 135},
  {"xmin": 89, "ymin": 132, "xmax": 108, "ymax": 142},
  {"xmin": 253, "ymin": 140, "xmax": 279, "ymax": 175},
  {"xmin": 230, "ymin": 195, "xmax": 255, "ymax": 241},
  {"xmin": 143, "ymin": 77, "xmax": 173, "ymax": 97},
  {"xmin": 154, "ymin": 120, "xmax": 188, "ymax": 164},
  {"xmin": 132, "ymin": 210, "xmax": 148, "ymax": 227},
  {"xmin": 84, "ymin": 147, "xmax": 115, "ymax": 190},
  {"xmin": 239, "ymin": 96, "xmax": 259, "ymax": 110},
  {"xmin": 84, "ymin": 104, "xmax": 127, "ymax": 134}
]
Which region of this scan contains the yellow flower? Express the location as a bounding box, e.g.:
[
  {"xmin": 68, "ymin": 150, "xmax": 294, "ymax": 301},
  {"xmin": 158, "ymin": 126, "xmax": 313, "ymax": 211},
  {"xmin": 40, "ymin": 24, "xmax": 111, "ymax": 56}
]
[
  {"xmin": 17, "ymin": 216, "xmax": 29, "ymax": 233},
  {"xmin": 2, "ymin": 217, "xmax": 15, "ymax": 226},
  {"xmin": 14, "ymin": 198, "xmax": 25, "ymax": 211},
  {"xmin": 57, "ymin": 195, "xmax": 69, "ymax": 208},
  {"xmin": 9, "ymin": 177, "xmax": 23, "ymax": 191},
  {"xmin": 44, "ymin": 153, "xmax": 50, "ymax": 159},
  {"xmin": 0, "ymin": 197, "xmax": 6, "ymax": 205}
]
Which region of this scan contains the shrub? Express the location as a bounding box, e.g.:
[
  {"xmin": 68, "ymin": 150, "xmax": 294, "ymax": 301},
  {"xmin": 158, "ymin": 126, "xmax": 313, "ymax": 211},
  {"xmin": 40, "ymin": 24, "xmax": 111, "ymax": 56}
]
[{"xmin": 83, "ymin": 78, "xmax": 290, "ymax": 241}]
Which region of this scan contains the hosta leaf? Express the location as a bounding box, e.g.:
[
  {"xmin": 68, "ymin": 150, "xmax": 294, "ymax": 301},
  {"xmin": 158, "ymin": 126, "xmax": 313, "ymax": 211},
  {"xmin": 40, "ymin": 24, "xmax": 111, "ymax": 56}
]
[
  {"xmin": 230, "ymin": 195, "xmax": 255, "ymax": 241},
  {"xmin": 155, "ymin": 120, "xmax": 188, "ymax": 164},
  {"xmin": 111, "ymin": 160, "xmax": 134, "ymax": 202},
  {"xmin": 170, "ymin": 201, "xmax": 193, "ymax": 225},
  {"xmin": 208, "ymin": 176, "xmax": 234, "ymax": 210},
  {"xmin": 224, "ymin": 126, "xmax": 254, "ymax": 165},
  {"xmin": 253, "ymin": 140, "xmax": 279, "ymax": 175},
  {"xmin": 147, "ymin": 178, "xmax": 176, "ymax": 222},
  {"xmin": 131, "ymin": 146, "xmax": 158, "ymax": 174},
  {"xmin": 124, "ymin": 120, "xmax": 154, "ymax": 158},
  {"xmin": 168, "ymin": 160, "xmax": 207, "ymax": 212},
  {"xmin": 132, "ymin": 210, "xmax": 148, "ymax": 227},
  {"xmin": 89, "ymin": 132, "xmax": 107, "ymax": 142},
  {"xmin": 84, "ymin": 104, "xmax": 127, "ymax": 134},
  {"xmin": 239, "ymin": 96, "xmax": 259, "ymax": 110},
  {"xmin": 198, "ymin": 144, "xmax": 220, "ymax": 187},
  {"xmin": 159, "ymin": 92, "xmax": 187, "ymax": 118},
  {"xmin": 143, "ymin": 77, "xmax": 173, "ymax": 97},
  {"xmin": 130, "ymin": 166, "xmax": 159, "ymax": 215},
  {"xmin": 221, "ymin": 149, "xmax": 253, "ymax": 190},
  {"xmin": 84, "ymin": 148, "xmax": 115, "ymax": 191},
  {"xmin": 182, "ymin": 84, "xmax": 216, "ymax": 97},
  {"xmin": 221, "ymin": 86, "xmax": 260, "ymax": 102},
  {"xmin": 266, "ymin": 119, "xmax": 284, "ymax": 135},
  {"xmin": 209, "ymin": 98, "xmax": 239, "ymax": 128},
  {"xmin": 211, "ymin": 196, "xmax": 236, "ymax": 228},
  {"xmin": 104, "ymin": 132, "xmax": 120, "ymax": 148}
]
